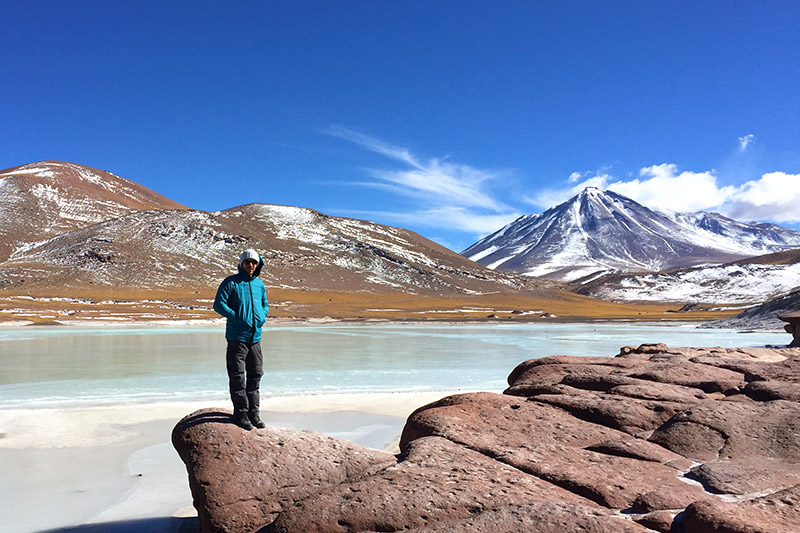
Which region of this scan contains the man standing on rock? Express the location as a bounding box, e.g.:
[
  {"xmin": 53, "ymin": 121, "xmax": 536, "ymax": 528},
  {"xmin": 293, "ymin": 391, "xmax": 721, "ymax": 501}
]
[{"xmin": 214, "ymin": 249, "xmax": 269, "ymax": 430}]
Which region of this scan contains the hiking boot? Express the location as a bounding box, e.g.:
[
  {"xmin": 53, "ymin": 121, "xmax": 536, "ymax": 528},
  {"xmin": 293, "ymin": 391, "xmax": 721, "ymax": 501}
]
[
  {"xmin": 249, "ymin": 412, "xmax": 266, "ymax": 429},
  {"xmin": 233, "ymin": 412, "xmax": 254, "ymax": 430}
]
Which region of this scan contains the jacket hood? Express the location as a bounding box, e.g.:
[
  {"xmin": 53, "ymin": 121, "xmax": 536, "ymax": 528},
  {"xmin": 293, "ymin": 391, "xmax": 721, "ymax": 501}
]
[{"xmin": 237, "ymin": 255, "xmax": 265, "ymax": 279}]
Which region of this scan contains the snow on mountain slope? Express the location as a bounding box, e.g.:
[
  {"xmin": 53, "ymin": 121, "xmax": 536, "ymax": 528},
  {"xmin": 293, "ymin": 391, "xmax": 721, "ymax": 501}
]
[
  {"xmin": 463, "ymin": 187, "xmax": 800, "ymax": 282},
  {"xmin": 671, "ymin": 211, "xmax": 800, "ymax": 255},
  {"xmin": 572, "ymin": 249, "xmax": 800, "ymax": 305},
  {"xmin": 579, "ymin": 262, "xmax": 800, "ymax": 304},
  {"xmin": 0, "ymin": 161, "xmax": 187, "ymax": 261},
  {"xmin": 1, "ymin": 203, "xmax": 538, "ymax": 297}
]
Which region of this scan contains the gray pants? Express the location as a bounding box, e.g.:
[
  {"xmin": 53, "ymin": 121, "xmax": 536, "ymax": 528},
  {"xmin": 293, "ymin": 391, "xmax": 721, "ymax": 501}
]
[{"xmin": 226, "ymin": 341, "xmax": 263, "ymax": 414}]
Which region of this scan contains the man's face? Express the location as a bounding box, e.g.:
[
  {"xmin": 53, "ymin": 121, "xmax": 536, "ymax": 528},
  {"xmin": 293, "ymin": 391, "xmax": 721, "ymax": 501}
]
[{"xmin": 242, "ymin": 258, "xmax": 258, "ymax": 276}]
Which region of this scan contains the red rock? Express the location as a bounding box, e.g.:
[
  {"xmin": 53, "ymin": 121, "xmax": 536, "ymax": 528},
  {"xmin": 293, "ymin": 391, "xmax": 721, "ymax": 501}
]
[
  {"xmin": 269, "ymin": 436, "xmax": 588, "ymax": 533},
  {"xmin": 532, "ymin": 390, "xmax": 688, "ymax": 434},
  {"xmin": 505, "ymin": 363, "xmax": 622, "ymax": 396},
  {"xmin": 648, "ymin": 400, "xmax": 800, "ymax": 462},
  {"xmin": 586, "ymin": 437, "xmax": 689, "ymax": 465},
  {"xmin": 401, "ymin": 392, "xmax": 707, "ymax": 511},
  {"xmin": 740, "ymin": 355, "xmax": 800, "ymax": 382},
  {"xmin": 401, "ymin": 392, "xmax": 625, "ymax": 451},
  {"xmin": 404, "ymin": 502, "xmax": 652, "ymax": 532},
  {"xmin": 560, "ymin": 372, "xmax": 636, "ymax": 391},
  {"xmin": 627, "ymin": 361, "xmax": 746, "ymax": 394},
  {"xmin": 744, "ymin": 379, "xmax": 800, "ymax": 401},
  {"xmin": 608, "ymin": 381, "xmax": 708, "ymax": 403},
  {"xmin": 506, "ymin": 355, "xmax": 641, "ymax": 389},
  {"xmin": 618, "ymin": 343, "xmax": 671, "ymax": 356},
  {"xmin": 172, "ymin": 408, "xmax": 396, "ymax": 533},
  {"xmin": 634, "ymin": 510, "xmax": 678, "ymax": 533},
  {"xmin": 689, "ymin": 459, "xmax": 800, "ymax": 496},
  {"xmin": 681, "ymin": 485, "xmax": 800, "ymax": 533}
]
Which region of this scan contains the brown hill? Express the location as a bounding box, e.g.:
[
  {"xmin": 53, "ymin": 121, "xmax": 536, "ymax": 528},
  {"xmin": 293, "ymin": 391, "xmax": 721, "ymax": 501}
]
[
  {"xmin": 0, "ymin": 203, "xmax": 550, "ymax": 295},
  {"xmin": 0, "ymin": 161, "xmax": 187, "ymax": 261}
]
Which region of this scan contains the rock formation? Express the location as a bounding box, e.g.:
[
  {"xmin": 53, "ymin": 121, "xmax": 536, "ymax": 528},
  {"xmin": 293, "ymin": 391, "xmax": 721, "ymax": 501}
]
[{"xmin": 173, "ymin": 343, "xmax": 800, "ymax": 532}]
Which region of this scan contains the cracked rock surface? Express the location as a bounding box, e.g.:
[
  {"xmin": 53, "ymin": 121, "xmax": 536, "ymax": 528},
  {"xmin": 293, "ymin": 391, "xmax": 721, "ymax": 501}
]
[{"xmin": 173, "ymin": 344, "xmax": 800, "ymax": 532}]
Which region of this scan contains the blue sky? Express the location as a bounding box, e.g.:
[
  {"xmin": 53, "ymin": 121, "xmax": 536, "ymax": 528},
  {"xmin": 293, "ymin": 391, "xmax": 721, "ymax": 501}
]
[{"xmin": 2, "ymin": 1, "xmax": 798, "ymax": 251}]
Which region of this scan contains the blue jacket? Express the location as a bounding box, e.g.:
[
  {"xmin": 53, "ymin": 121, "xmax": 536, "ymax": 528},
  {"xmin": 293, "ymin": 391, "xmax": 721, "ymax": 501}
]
[{"xmin": 213, "ymin": 257, "xmax": 269, "ymax": 343}]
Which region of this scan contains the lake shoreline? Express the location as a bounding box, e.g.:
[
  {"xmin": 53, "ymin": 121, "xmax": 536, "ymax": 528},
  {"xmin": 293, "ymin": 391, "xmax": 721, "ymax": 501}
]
[
  {"xmin": 0, "ymin": 315, "xmax": 785, "ymax": 333},
  {"xmin": 0, "ymin": 391, "xmax": 463, "ymax": 533}
]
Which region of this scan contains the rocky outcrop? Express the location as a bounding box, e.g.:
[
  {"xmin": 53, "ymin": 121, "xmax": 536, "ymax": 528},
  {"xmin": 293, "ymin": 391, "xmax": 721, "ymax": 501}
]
[
  {"xmin": 703, "ymin": 287, "xmax": 800, "ymax": 332},
  {"xmin": 173, "ymin": 344, "xmax": 800, "ymax": 532},
  {"xmin": 171, "ymin": 409, "xmax": 397, "ymax": 532}
]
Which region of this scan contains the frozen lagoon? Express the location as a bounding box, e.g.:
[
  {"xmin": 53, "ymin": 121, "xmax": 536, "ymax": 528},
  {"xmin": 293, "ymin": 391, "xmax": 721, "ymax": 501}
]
[
  {"xmin": 0, "ymin": 322, "xmax": 787, "ymax": 532},
  {"xmin": 0, "ymin": 322, "xmax": 787, "ymax": 409}
]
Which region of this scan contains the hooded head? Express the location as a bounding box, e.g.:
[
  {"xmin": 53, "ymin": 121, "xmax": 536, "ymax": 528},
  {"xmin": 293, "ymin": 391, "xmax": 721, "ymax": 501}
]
[
  {"xmin": 238, "ymin": 249, "xmax": 263, "ymax": 278},
  {"xmin": 239, "ymin": 249, "xmax": 260, "ymax": 267}
]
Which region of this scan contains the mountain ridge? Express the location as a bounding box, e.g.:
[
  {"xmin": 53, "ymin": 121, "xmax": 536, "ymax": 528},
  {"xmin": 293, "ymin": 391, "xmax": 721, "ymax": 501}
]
[
  {"xmin": 5, "ymin": 161, "xmax": 618, "ymax": 323},
  {"xmin": 0, "ymin": 160, "xmax": 188, "ymax": 261}
]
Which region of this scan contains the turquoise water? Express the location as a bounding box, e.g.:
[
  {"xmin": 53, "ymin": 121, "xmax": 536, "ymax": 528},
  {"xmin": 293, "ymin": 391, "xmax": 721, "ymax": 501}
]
[{"xmin": 0, "ymin": 322, "xmax": 786, "ymax": 408}]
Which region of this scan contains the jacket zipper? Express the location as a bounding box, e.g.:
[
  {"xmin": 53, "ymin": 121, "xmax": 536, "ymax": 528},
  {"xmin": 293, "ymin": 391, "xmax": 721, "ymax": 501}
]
[{"xmin": 248, "ymin": 279, "xmax": 256, "ymax": 343}]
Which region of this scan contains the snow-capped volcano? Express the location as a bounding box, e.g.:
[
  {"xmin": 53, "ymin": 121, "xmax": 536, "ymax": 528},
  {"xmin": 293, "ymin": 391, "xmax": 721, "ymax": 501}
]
[{"xmin": 463, "ymin": 187, "xmax": 800, "ymax": 281}]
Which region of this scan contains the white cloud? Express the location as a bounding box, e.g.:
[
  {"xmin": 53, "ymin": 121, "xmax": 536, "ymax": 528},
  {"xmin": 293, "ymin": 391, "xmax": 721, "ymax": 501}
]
[
  {"xmin": 738, "ymin": 133, "xmax": 756, "ymax": 152},
  {"xmin": 607, "ymin": 164, "xmax": 733, "ymax": 212},
  {"xmin": 568, "ymin": 171, "xmax": 588, "ymax": 183},
  {"xmin": 370, "ymin": 161, "xmax": 507, "ymax": 211},
  {"xmin": 726, "ymin": 172, "xmax": 800, "ymax": 222},
  {"xmin": 327, "ymin": 125, "xmax": 421, "ymax": 168},
  {"xmin": 327, "ymin": 126, "xmax": 520, "ymax": 237}
]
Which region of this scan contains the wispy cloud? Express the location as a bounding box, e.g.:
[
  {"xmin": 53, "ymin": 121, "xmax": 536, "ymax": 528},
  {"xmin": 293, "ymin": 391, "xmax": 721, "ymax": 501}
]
[
  {"xmin": 738, "ymin": 133, "xmax": 756, "ymax": 152},
  {"xmin": 533, "ymin": 163, "xmax": 800, "ymax": 224},
  {"xmin": 339, "ymin": 206, "xmax": 521, "ymax": 236},
  {"xmin": 327, "ymin": 125, "xmax": 422, "ymax": 168},
  {"xmin": 526, "ymin": 172, "xmax": 613, "ymax": 209},
  {"xmin": 326, "ymin": 126, "xmax": 521, "ymax": 236}
]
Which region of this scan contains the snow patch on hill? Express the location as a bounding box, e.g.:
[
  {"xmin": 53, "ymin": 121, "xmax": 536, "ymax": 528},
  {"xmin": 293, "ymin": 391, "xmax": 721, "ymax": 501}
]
[{"xmin": 591, "ymin": 263, "xmax": 800, "ymax": 304}]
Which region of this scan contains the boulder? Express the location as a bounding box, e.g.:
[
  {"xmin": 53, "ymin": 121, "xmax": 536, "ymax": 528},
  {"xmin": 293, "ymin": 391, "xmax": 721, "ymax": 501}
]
[
  {"xmin": 741, "ymin": 355, "xmax": 800, "ymax": 382},
  {"xmin": 269, "ymin": 436, "xmax": 588, "ymax": 533},
  {"xmin": 633, "ymin": 510, "xmax": 677, "ymax": 533},
  {"xmin": 585, "ymin": 437, "xmax": 689, "ymax": 465},
  {"xmin": 401, "ymin": 393, "xmax": 707, "ymax": 511},
  {"xmin": 505, "ymin": 363, "xmax": 623, "ymax": 396},
  {"xmin": 648, "ymin": 400, "xmax": 800, "ymax": 462},
  {"xmin": 172, "ymin": 408, "xmax": 396, "ymax": 533},
  {"xmin": 744, "ymin": 379, "xmax": 800, "ymax": 401},
  {"xmin": 689, "ymin": 459, "xmax": 800, "ymax": 496},
  {"xmin": 607, "ymin": 381, "xmax": 707, "ymax": 403},
  {"xmin": 400, "ymin": 392, "xmax": 626, "ymax": 451},
  {"xmin": 681, "ymin": 484, "xmax": 800, "ymax": 533}
]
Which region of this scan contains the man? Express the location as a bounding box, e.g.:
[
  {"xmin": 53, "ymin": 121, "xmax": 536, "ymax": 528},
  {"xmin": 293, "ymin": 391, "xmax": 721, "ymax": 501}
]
[{"xmin": 213, "ymin": 249, "xmax": 269, "ymax": 430}]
